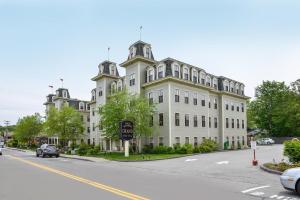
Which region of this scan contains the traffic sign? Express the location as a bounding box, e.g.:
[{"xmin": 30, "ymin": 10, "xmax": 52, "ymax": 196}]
[{"xmin": 251, "ymin": 141, "xmax": 257, "ymax": 150}]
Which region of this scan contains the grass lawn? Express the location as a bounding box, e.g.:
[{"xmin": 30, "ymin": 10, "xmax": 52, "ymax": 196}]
[{"xmin": 90, "ymin": 152, "xmax": 190, "ymax": 161}]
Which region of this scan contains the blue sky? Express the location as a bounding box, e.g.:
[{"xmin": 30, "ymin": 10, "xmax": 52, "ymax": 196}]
[{"xmin": 1, "ymin": 0, "xmax": 300, "ymax": 125}]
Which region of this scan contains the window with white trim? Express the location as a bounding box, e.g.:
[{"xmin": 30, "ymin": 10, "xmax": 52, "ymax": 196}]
[{"xmin": 129, "ymin": 73, "xmax": 135, "ymax": 86}]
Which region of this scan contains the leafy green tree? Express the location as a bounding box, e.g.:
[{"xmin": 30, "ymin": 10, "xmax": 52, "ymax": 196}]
[
  {"xmin": 249, "ymin": 81, "xmax": 300, "ymax": 137},
  {"xmin": 99, "ymin": 90, "xmax": 156, "ymax": 151},
  {"xmin": 14, "ymin": 113, "xmax": 43, "ymax": 144},
  {"xmin": 246, "ymin": 100, "xmax": 256, "ymax": 130},
  {"xmin": 291, "ymin": 79, "xmax": 300, "ymax": 95},
  {"xmin": 44, "ymin": 106, "xmax": 84, "ymax": 146}
]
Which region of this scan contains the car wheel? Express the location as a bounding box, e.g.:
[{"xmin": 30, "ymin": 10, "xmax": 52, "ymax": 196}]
[
  {"xmin": 56, "ymin": 154, "xmax": 59, "ymax": 158},
  {"xmin": 36, "ymin": 152, "xmax": 39, "ymax": 157},
  {"xmin": 296, "ymin": 180, "xmax": 300, "ymax": 194},
  {"xmin": 42, "ymin": 152, "xmax": 45, "ymax": 158}
]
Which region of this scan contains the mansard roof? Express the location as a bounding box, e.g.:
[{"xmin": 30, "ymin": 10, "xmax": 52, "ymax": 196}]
[{"xmin": 98, "ymin": 60, "xmax": 119, "ymax": 76}]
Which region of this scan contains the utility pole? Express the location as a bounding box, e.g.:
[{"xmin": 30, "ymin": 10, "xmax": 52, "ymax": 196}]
[{"xmin": 4, "ymin": 120, "xmax": 10, "ymax": 143}]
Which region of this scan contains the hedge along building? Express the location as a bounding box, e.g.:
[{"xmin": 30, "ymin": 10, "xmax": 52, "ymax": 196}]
[
  {"xmin": 88, "ymin": 40, "xmax": 250, "ymax": 151},
  {"xmin": 44, "ymin": 88, "xmax": 90, "ymax": 145}
]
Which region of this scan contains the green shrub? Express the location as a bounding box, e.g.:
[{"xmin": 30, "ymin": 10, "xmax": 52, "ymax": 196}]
[
  {"xmin": 6, "ymin": 139, "xmax": 18, "ymax": 147},
  {"xmin": 87, "ymin": 148, "xmax": 99, "ymax": 156},
  {"xmin": 193, "ymin": 146, "xmax": 200, "ymax": 153},
  {"xmin": 153, "ymin": 146, "xmax": 172, "ymax": 154},
  {"xmin": 198, "ymin": 139, "xmax": 218, "ymax": 153},
  {"xmin": 284, "ymin": 139, "xmax": 300, "ymax": 163},
  {"xmin": 142, "ymin": 145, "xmax": 154, "ymax": 154},
  {"xmin": 76, "ymin": 143, "xmax": 92, "ymax": 156}
]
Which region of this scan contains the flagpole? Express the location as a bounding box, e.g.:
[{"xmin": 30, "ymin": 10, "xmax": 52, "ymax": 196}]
[
  {"xmin": 60, "ymin": 78, "xmax": 64, "ymax": 88},
  {"xmin": 108, "ymin": 47, "xmax": 110, "ymax": 61},
  {"xmin": 139, "ymin": 26, "xmax": 142, "ymax": 40}
]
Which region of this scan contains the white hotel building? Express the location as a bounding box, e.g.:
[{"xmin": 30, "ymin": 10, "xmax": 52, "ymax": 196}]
[{"xmin": 45, "ymin": 40, "xmax": 249, "ymax": 150}]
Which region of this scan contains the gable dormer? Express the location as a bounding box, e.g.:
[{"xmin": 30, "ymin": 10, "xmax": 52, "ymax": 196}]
[{"xmin": 128, "ymin": 40, "xmax": 154, "ymax": 60}]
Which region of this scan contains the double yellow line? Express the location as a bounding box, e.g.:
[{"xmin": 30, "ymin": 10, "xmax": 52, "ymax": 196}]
[{"xmin": 8, "ymin": 155, "xmax": 150, "ymax": 200}]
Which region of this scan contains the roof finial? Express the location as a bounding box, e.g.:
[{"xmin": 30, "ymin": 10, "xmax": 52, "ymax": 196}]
[
  {"xmin": 107, "ymin": 47, "xmax": 110, "ymax": 61},
  {"xmin": 139, "ymin": 26, "xmax": 143, "ymax": 41}
]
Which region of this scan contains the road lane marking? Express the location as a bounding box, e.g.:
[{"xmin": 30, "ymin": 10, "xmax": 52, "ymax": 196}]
[
  {"xmin": 216, "ymin": 161, "xmax": 229, "ymax": 165},
  {"xmin": 7, "ymin": 155, "xmax": 150, "ymax": 200},
  {"xmin": 185, "ymin": 158, "xmax": 197, "ymax": 162},
  {"xmin": 250, "ymin": 192, "xmax": 264, "ymax": 196},
  {"xmin": 241, "ymin": 185, "xmax": 270, "ymax": 193}
]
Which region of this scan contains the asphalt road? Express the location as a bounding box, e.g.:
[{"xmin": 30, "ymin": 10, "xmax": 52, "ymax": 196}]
[{"xmin": 0, "ymin": 145, "xmax": 298, "ymax": 200}]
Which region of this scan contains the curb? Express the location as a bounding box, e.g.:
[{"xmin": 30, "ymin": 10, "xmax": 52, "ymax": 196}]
[
  {"xmin": 260, "ymin": 164, "xmax": 283, "ymax": 175},
  {"xmin": 5, "ymin": 147, "xmax": 27, "ymax": 152},
  {"xmin": 60, "ymin": 155, "xmax": 95, "ymax": 162}
]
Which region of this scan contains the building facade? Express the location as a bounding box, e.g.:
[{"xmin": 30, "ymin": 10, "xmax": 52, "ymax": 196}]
[
  {"xmin": 44, "ymin": 88, "xmax": 90, "ymax": 145},
  {"xmin": 87, "ymin": 40, "xmax": 249, "ymax": 150}
]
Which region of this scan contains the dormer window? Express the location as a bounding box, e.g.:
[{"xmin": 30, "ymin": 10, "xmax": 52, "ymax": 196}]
[
  {"xmin": 213, "ymin": 78, "xmax": 218, "ymax": 89},
  {"xmin": 192, "ymin": 69, "xmax": 197, "ymax": 83},
  {"xmin": 79, "ymin": 102, "xmax": 84, "ymax": 111},
  {"xmin": 206, "ymin": 76, "xmax": 211, "ymax": 86},
  {"xmin": 146, "ymin": 47, "xmax": 150, "ymax": 58},
  {"xmin": 158, "ymin": 66, "xmax": 163, "ymax": 78},
  {"xmin": 200, "ymin": 72, "xmax": 206, "ymax": 84},
  {"xmin": 230, "ymin": 82, "xmax": 234, "ymax": 92},
  {"xmin": 174, "ymin": 65, "xmax": 179, "ymax": 78},
  {"xmin": 111, "ymin": 66, "xmax": 115, "ymax": 76},
  {"xmin": 148, "ymin": 69, "xmax": 154, "ymax": 82},
  {"xmin": 130, "ymin": 48, "xmax": 134, "ymax": 58},
  {"xmin": 236, "ymin": 84, "xmax": 240, "ymax": 94},
  {"xmin": 183, "ymin": 68, "xmax": 189, "ymax": 80},
  {"xmin": 63, "ymin": 91, "xmax": 67, "ymax": 98}
]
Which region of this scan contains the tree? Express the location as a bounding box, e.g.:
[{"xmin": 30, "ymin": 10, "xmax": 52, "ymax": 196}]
[
  {"xmin": 44, "ymin": 106, "xmax": 84, "ymax": 146},
  {"xmin": 291, "ymin": 79, "xmax": 300, "ymax": 95},
  {"xmin": 99, "ymin": 90, "xmax": 156, "ymax": 151},
  {"xmin": 249, "ymin": 81, "xmax": 300, "ymax": 137},
  {"xmin": 14, "ymin": 113, "xmax": 43, "ymax": 144}
]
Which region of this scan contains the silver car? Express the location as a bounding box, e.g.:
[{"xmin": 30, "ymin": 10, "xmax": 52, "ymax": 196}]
[
  {"xmin": 280, "ymin": 167, "xmax": 300, "ymax": 194},
  {"xmin": 36, "ymin": 144, "xmax": 59, "ymax": 158}
]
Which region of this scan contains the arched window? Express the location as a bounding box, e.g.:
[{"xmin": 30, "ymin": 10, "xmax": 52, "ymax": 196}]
[
  {"xmin": 111, "ymin": 82, "xmax": 117, "ymax": 94},
  {"xmin": 224, "ymin": 80, "xmax": 229, "ymax": 91},
  {"xmin": 213, "ymin": 78, "xmax": 218, "ymax": 89},
  {"xmin": 63, "ymin": 90, "xmax": 67, "ymax": 98},
  {"xmin": 158, "ymin": 65, "xmax": 164, "ymax": 78},
  {"xmin": 241, "ymin": 85, "xmax": 244, "ymax": 95},
  {"xmin": 79, "ymin": 102, "xmax": 84, "ymax": 111},
  {"xmin": 183, "ymin": 67, "xmax": 189, "ymax": 80},
  {"xmin": 230, "ymin": 82, "xmax": 234, "ymax": 92},
  {"xmin": 200, "ymin": 72, "xmax": 206, "ymax": 84},
  {"xmin": 192, "ymin": 69, "xmax": 198, "ymax": 83},
  {"xmin": 117, "ymin": 80, "xmax": 122, "ymax": 91},
  {"xmin": 110, "ymin": 65, "xmax": 115, "ymax": 76},
  {"xmin": 148, "ymin": 68, "xmax": 154, "ymax": 82},
  {"xmin": 173, "ymin": 64, "xmax": 180, "ymax": 78},
  {"xmin": 206, "ymin": 76, "xmax": 211, "ymax": 86},
  {"xmin": 235, "ymin": 83, "xmax": 240, "ymax": 94}
]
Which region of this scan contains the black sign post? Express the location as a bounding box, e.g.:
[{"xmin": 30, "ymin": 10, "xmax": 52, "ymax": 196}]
[{"xmin": 119, "ymin": 120, "xmax": 133, "ymax": 157}]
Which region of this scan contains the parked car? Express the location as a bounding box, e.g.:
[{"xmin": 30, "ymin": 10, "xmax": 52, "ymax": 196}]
[
  {"xmin": 256, "ymin": 138, "xmax": 275, "ymax": 145},
  {"xmin": 36, "ymin": 144, "xmax": 59, "ymax": 158},
  {"xmin": 0, "ymin": 148, "xmax": 2, "ymax": 155},
  {"xmin": 280, "ymin": 167, "xmax": 300, "ymax": 194}
]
